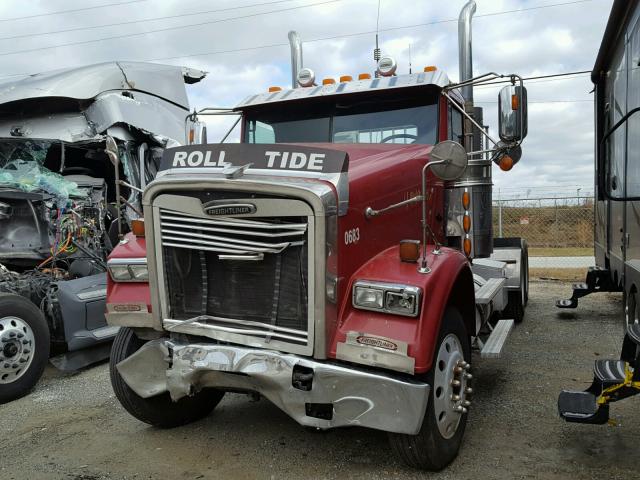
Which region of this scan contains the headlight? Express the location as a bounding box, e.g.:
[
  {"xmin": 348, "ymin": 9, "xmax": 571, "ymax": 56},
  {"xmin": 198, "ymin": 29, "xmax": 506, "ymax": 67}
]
[
  {"xmin": 352, "ymin": 280, "xmax": 421, "ymax": 317},
  {"xmin": 107, "ymin": 258, "xmax": 148, "ymax": 282}
]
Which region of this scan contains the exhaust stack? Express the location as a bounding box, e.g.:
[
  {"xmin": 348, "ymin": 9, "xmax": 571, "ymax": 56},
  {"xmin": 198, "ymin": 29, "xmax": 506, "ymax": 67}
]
[
  {"xmin": 288, "ymin": 31, "xmax": 303, "ymax": 89},
  {"xmin": 458, "ymin": 0, "xmax": 476, "ymax": 103}
]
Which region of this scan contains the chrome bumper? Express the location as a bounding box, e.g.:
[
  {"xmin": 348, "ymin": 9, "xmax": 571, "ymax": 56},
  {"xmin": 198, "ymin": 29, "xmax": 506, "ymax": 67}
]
[{"xmin": 116, "ymin": 340, "xmax": 430, "ymax": 435}]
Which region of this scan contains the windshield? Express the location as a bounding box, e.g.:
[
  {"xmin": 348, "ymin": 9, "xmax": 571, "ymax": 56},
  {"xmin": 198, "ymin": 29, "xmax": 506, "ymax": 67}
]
[{"xmin": 244, "ymin": 95, "xmax": 438, "ymax": 145}]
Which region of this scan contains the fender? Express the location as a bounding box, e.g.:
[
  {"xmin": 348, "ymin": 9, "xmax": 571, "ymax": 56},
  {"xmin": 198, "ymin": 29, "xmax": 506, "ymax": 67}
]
[
  {"xmin": 329, "ymin": 245, "xmax": 473, "ymax": 374},
  {"xmin": 105, "ymin": 233, "xmax": 155, "ymax": 329}
]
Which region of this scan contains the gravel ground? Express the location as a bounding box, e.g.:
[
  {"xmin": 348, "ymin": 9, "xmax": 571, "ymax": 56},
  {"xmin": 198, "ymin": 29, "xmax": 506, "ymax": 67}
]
[{"xmin": 1, "ymin": 280, "xmax": 638, "ymax": 479}]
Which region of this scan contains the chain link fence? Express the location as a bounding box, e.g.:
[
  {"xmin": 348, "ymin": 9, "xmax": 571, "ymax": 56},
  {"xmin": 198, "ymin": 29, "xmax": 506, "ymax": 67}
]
[{"xmin": 492, "ymin": 196, "xmax": 594, "ymax": 273}]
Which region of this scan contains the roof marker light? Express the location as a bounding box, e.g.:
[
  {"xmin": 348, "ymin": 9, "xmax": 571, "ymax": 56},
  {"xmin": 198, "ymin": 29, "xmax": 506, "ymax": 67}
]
[
  {"xmin": 424, "ymin": 65, "xmax": 437, "ymax": 72},
  {"xmin": 322, "ymin": 78, "xmax": 336, "ymax": 85},
  {"xmin": 268, "ymin": 86, "xmax": 282, "ymax": 92},
  {"xmin": 339, "ymin": 75, "xmax": 353, "ymax": 83},
  {"xmin": 297, "ymin": 67, "xmax": 315, "ymax": 87},
  {"xmin": 377, "ymin": 55, "xmax": 397, "ymax": 77},
  {"xmin": 358, "ymin": 73, "xmax": 372, "ymax": 80}
]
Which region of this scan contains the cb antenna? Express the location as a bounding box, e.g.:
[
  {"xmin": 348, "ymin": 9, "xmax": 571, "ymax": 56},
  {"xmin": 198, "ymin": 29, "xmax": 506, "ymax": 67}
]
[
  {"xmin": 408, "ymin": 43, "xmax": 412, "ymax": 74},
  {"xmin": 374, "ymin": 0, "xmax": 382, "ymax": 77}
]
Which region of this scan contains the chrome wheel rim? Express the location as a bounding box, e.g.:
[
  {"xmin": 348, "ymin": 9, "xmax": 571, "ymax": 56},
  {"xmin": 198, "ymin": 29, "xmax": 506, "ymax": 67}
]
[
  {"xmin": 0, "ymin": 316, "xmax": 35, "ymax": 384},
  {"xmin": 433, "ymin": 333, "xmax": 471, "ymax": 439}
]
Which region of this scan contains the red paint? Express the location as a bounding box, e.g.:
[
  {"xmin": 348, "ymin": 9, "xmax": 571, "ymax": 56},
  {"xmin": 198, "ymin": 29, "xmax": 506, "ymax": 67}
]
[
  {"xmin": 330, "ymin": 245, "xmax": 470, "ymax": 373},
  {"xmin": 106, "ymin": 233, "xmax": 152, "ymax": 312}
]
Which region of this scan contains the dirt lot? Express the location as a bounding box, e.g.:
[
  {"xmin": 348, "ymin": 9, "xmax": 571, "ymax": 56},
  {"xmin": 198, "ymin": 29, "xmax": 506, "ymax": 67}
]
[{"xmin": 1, "ymin": 280, "xmax": 638, "ymax": 480}]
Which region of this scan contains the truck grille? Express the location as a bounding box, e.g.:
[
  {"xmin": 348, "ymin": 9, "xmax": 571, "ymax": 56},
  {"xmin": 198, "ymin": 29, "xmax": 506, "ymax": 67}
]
[{"xmin": 158, "ymin": 207, "xmax": 310, "ymax": 346}]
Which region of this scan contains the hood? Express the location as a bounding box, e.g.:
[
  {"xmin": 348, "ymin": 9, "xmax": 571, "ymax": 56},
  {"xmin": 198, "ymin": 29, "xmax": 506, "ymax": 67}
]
[{"xmin": 0, "ymin": 61, "xmax": 206, "ymax": 110}]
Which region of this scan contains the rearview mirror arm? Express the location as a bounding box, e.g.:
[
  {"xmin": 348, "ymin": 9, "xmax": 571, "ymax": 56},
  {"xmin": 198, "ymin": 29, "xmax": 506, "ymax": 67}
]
[{"xmin": 441, "ymin": 90, "xmax": 500, "ymax": 149}]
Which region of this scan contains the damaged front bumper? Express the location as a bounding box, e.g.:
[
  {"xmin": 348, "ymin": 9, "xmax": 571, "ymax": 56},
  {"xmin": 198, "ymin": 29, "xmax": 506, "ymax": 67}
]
[{"xmin": 116, "ymin": 339, "xmax": 430, "ymax": 435}]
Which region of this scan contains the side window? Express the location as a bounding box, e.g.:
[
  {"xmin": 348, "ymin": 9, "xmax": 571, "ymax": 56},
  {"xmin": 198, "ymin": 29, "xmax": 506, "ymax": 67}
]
[
  {"xmin": 449, "ymin": 105, "xmax": 463, "ymax": 144},
  {"xmin": 247, "ymin": 120, "xmax": 276, "ymax": 143},
  {"xmin": 604, "ymin": 41, "xmax": 627, "ymax": 199},
  {"xmin": 627, "ymin": 18, "xmax": 640, "ymax": 197}
]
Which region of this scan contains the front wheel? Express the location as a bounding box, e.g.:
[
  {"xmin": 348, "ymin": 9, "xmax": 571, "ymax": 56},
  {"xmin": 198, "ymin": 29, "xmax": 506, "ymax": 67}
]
[
  {"xmin": 110, "ymin": 327, "xmax": 224, "ymax": 428},
  {"xmin": 0, "ymin": 293, "xmax": 50, "ymax": 404},
  {"xmin": 388, "ymin": 308, "xmax": 471, "ymax": 471}
]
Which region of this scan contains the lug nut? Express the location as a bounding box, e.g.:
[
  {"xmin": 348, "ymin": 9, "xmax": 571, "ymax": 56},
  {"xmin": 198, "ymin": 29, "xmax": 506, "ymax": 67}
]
[
  {"xmin": 452, "ymin": 394, "xmax": 460, "ymax": 401},
  {"xmin": 464, "ymin": 373, "xmax": 473, "ymax": 380},
  {"xmin": 464, "ymin": 363, "xmax": 471, "ymax": 371},
  {"xmin": 23, "ymin": 349, "xmax": 30, "ymax": 354},
  {"xmin": 19, "ymin": 358, "xmax": 26, "ymax": 363},
  {"xmin": 465, "ymin": 387, "xmax": 473, "ymax": 394},
  {"xmin": 463, "ymin": 400, "xmax": 471, "ymax": 407},
  {"xmin": 454, "ymin": 406, "xmax": 468, "ymax": 414},
  {"xmin": 454, "ymin": 366, "xmax": 463, "ymax": 373},
  {"xmin": 11, "ymin": 363, "xmax": 18, "ymax": 369},
  {"xmin": 3, "ymin": 363, "xmax": 9, "ymax": 368},
  {"xmin": 9, "ymin": 332, "xmax": 15, "ymax": 338},
  {"xmin": 22, "ymin": 340, "xmax": 29, "ymax": 345},
  {"xmin": 17, "ymin": 333, "xmax": 23, "ymax": 339},
  {"xmin": 451, "ymin": 379, "xmax": 461, "ymax": 387}
]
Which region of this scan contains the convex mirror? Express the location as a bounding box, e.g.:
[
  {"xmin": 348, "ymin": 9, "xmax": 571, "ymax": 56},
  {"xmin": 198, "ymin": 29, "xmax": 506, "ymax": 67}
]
[{"xmin": 498, "ymin": 85, "xmax": 528, "ymax": 143}]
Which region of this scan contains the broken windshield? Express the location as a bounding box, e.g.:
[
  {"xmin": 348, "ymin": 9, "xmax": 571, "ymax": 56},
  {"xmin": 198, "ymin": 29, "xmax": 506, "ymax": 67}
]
[{"xmin": 244, "ymin": 94, "xmax": 439, "ymax": 145}]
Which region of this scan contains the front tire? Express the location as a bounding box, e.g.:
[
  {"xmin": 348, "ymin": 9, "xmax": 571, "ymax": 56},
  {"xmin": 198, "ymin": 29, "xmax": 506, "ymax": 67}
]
[
  {"xmin": 110, "ymin": 327, "xmax": 224, "ymax": 428},
  {"xmin": 388, "ymin": 308, "xmax": 471, "ymax": 471},
  {"xmin": 0, "ymin": 293, "xmax": 50, "ymax": 404}
]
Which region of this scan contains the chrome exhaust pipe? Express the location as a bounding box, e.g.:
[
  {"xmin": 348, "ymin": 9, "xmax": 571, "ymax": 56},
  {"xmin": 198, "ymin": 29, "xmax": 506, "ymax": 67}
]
[
  {"xmin": 288, "ymin": 31, "xmax": 303, "ymax": 89},
  {"xmin": 458, "ymin": 0, "xmax": 476, "ymax": 103}
]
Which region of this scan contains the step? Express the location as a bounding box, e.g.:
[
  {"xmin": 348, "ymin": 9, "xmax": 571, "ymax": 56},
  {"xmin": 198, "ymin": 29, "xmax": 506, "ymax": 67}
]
[
  {"xmin": 593, "ymin": 359, "xmax": 626, "ymax": 385},
  {"xmin": 480, "ymin": 319, "xmax": 513, "ymax": 358},
  {"xmin": 475, "ymin": 277, "xmax": 506, "ymax": 306},
  {"xmin": 555, "ymin": 298, "xmax": 577, "ymax": 309},
  {"xmin": 558, "ymin": 390, "xmax": 609, "ymax": 424},
  {"xmin": 572, "ymin": 283, "xmax": 589, "ymax": 292},
  {"xmin": 628, "ymin": 323, "xmax": 640, "ymax": 345}
]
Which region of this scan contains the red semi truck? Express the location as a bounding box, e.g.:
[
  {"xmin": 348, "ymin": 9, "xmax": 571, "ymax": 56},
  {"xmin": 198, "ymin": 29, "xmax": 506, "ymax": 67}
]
[{"xmin": 104, "ymin": 1, "xmax": 529, "ymax": 470}]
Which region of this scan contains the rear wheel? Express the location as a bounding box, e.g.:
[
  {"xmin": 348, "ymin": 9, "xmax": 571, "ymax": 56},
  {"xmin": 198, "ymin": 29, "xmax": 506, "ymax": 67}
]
[
  {"xmin": 110, "ymin": 327, "xmax": 224, "ymax": 428},
  {"xmin": 0, "ymin": 293, "xmax": 50, "ymax": 404},
  {"xmin": 388, "ymin": 308, "xmax": 471, "ymax": 471}
]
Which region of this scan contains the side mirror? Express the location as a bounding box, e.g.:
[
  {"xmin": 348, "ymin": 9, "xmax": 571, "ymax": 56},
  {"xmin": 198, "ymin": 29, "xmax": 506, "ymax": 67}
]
[
  {"xmin": 498, "ymin": 85, "xmax": 528, "ymax": 143},
  {"xmin": 189, "ymin": 120, "xmax": 207, "ymax": 145},
  {"xmin": 428, "ymin": 141, "xmax": 468, "ymax": 181},
  {"xmin": 105, "ymin": 135, "xmax": 119, "ymax": 166}
]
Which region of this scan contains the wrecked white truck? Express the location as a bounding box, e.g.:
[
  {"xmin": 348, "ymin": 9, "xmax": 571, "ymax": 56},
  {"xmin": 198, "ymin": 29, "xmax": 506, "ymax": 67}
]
[{"xmin": 0, "ymin": 62, "xmax": 206, "ymax": 403}]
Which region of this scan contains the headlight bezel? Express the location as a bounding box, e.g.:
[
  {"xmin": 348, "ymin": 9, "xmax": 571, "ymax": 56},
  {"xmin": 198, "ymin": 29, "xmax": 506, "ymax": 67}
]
[
  {"xmin": 352, "ymin": 280, "xmax": 422, "ymax": 318},
  {"xmin": 107, "ymin": 258, "xmax": 149, "ymax": 282}
]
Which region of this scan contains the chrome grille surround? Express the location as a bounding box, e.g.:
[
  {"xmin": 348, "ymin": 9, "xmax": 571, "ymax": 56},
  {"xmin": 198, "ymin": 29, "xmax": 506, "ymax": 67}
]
[{"xmin": 143, "ymin": 175, "xmax": 337, "ymax": 357}]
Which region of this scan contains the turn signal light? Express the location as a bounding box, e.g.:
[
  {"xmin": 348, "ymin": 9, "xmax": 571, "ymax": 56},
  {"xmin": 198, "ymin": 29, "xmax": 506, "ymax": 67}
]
[
  {"xmin": 463, "ymin": 237, "xmax": 472, "ymax": 257},
  {"xmin": 358, "ymin": 73, "xmax": 372, "ymax": 80},
  {"xmin": 268, "ymin": 86, "xmax": 282, "ymax": 93},
  {"xmin": 463, "ymin": 214, "xmax": 471, "ymax": 233},
  {"xmin": 462, "ymin": 191, "xmax": 470, "ymax": 210},
  {"xmin": 424, "ymin": 66, "xmax": 437, "ymax": 72},
  {"xmin": 339, "ymin": 75, "xmax": 353, "ymax": 83},
  {"xmin": 131, "ymin": 219, "xmax": 145, "ymax": 237},
  {"xmin": 511, "ymin": 94, "xmax": 520, "ymax": 110},
  {"xmin": 322, "ymin": 78, "xmax": 336, "ymax": 85},
  {"xmin": 499, "ymin": 155, "xmax": 514, "ymax": 171},
  {"xmin": 399, "ymin": 239, "xmax": 421, "ymax": 263}
]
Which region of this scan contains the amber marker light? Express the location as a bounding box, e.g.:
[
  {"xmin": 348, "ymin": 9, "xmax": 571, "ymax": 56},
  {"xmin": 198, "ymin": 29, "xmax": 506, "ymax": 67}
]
[
  {"xmin": 462, "ymin": 191, "xmax": 470, "ymax": 210},
  {"xmin": 399, "ymin": 239, "xmax": 421, "ymax": 263},
  {"xmin": 424, "ymin": 66, "xmax": 437, "ymax": 72},
  {"xmin": 511, "ymin": 94, "xmax": 520, "ymax": 110},
  {"xmin": 499, "ymin": 155, "xmax": 514, "ymax": 171},
  {"xmin": 463, "ymin": 237, "xmax": 472, "ymax": 257},
  {"xmin": 268, "ymin": 86, "xmax": 282, "ymax": 92},
  {"xmin": 131, "ymin": 219, "xmax": 145, "ymax": 237},
  {"xmin": 463, "ymin": 214, "xmax": 471, "ymax": 233},
  {"xmin": 358, "ymin": 73, "xmax": 372, "ymax": 80},
  {"xmin": 322, "ymin": 78, "xmax": 336, "ymax": 85},
  {"xmin": 339, "ymin": 75, "xmax": 353, "ymax": 82}
]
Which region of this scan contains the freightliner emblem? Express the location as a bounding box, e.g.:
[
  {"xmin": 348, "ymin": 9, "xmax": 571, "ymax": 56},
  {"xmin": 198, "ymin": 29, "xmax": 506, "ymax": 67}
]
[{"xmin": 204, "ymin": 203, "xmax": 257, "ymax": 216}]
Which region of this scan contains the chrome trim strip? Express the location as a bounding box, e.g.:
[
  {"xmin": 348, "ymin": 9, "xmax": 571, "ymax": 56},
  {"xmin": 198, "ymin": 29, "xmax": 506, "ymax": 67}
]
[{"xmin": 107, "ymin": 257, "xmax": 147, "ymax": 265}]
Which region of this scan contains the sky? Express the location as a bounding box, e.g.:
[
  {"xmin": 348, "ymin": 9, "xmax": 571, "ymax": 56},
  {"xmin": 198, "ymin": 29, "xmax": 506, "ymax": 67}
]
[{"xmin": 0, "ymin": 0, "xmax": 616, "ymax": 198}]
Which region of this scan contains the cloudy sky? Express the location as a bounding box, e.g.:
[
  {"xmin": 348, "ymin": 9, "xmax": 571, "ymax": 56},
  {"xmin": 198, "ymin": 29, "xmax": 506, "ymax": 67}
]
[{"xmin": 0, "ymin": 0, "xmax": 615, "ymax": 198}]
